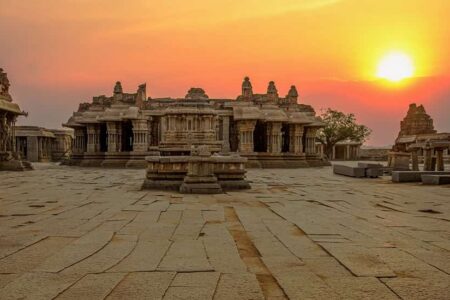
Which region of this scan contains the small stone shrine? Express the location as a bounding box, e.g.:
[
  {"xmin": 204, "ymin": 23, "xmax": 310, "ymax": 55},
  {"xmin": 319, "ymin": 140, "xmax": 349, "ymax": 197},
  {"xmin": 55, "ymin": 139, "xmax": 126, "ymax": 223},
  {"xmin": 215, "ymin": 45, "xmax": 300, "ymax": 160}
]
[
  {"xmin": 388, "ymin": 103, "xmax": 450, "ymax": 173},
  {"xmin": 0, "ymin": 68, "xmax": 30, "ymax": 171},
  {"xmin": 143, "ymin": 146, "xmax": 250, "ymax": 194}
]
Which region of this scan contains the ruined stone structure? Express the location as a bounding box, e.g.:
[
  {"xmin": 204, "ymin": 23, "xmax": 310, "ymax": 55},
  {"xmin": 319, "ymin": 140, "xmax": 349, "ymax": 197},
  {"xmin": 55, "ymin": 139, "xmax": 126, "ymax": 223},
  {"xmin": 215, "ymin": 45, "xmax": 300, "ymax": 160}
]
[
  {"xmin": 398, "ymin": 103, "xmax": 436, "ymax": 137},
  {"xmin": 64, "ymin": 78, "xmax": 326, "ymax": 168},
  {"xmin": 0, "ymin": 68, "xmax": 30, "ymax": 171},
  {"xmin": 316, "ymin": 140, "xmax": 362, "ymax": 160},
  {"xmin": 15, "ymin": 126, "xmax": 73, "ymax": 162},
  {"xmin": 389, "ymin": 103, "xmax": 450, "ymax": 171}
]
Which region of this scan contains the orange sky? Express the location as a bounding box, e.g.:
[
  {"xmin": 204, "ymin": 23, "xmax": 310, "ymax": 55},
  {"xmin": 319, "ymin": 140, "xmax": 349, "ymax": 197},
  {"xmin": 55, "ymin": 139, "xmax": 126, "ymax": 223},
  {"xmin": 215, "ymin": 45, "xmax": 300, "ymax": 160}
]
[{"xmin": 1, "ymin": 0, "xmax": 449, "ymax": 145}]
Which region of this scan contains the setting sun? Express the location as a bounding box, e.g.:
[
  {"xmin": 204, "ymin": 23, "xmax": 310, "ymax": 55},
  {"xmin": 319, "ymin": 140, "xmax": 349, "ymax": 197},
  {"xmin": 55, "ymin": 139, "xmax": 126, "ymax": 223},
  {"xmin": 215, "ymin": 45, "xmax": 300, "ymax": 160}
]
[{"xmin": 376, "ymin": 52, "xmax": 414, "ymax": 82}]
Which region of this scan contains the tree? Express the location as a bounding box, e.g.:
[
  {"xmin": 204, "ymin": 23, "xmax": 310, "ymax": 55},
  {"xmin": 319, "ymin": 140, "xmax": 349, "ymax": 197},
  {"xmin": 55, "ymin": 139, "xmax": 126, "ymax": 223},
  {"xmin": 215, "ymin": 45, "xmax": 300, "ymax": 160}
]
[{"xmin": 317, "ymin": 108, "xmax": 372, "ymax": 159}]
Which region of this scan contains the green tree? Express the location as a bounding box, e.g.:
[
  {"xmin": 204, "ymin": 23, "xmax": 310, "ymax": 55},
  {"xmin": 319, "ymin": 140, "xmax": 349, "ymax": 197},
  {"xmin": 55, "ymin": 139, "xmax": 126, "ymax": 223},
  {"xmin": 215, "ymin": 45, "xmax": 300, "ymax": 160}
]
[{"xmin": 317, "ymin": 109, "xmax": 372, "ymax": 159}]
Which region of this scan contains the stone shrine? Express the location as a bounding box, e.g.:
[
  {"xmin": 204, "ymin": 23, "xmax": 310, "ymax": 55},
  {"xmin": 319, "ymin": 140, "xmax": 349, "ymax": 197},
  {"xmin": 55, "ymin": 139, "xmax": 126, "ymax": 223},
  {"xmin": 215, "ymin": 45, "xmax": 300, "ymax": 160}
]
[
  {"xmin": 0, "ymin": 68, "xmax": 30, "ymax": 171},
  {"xmin": 14, "ymin": 126, "xmax": 73, "ymax": 162},
  {"xmin": 64, "ymin": 77, "xmax": 327, "ymax": 168},
  {"xmin": 389, "ymin": 103, "xmax": 450, "ymax": 171}
]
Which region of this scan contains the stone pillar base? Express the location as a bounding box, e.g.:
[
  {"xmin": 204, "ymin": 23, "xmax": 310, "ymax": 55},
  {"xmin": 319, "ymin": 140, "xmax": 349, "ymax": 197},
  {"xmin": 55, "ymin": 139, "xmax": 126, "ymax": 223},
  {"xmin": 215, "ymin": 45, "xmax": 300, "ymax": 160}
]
[{"xmin": 180, "ymin": 175, "xmax": 223, "ymax": 194}]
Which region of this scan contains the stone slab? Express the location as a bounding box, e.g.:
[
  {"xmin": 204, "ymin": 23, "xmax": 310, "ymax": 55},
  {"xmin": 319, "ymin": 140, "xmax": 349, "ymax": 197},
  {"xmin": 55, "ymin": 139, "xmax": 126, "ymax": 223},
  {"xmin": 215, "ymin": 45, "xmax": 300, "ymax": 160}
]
[
  {"xmin": 107, "ymin": 272, "xmax": 175, "ymax": 299},
  {"xmin": 57, "ymin": 273, "xmax": 125, "ymax": 300},
  {"xmin": 333, "ymin": 164, "xmax": 366, "ymax": 178},
  {"xmin": 366, "ymin": 168, "xmax": 383, "ymax": 178},
  {"xmin": 421, "ymin": 175, "xmax": 450, "ymax": 185},
  {"xmin": 357, "ymin": 162, "xmax": 384, "ymax": 168},
  {"xmin": 392, "ymin": 171, "xmax": 450, "ymax": 183}
]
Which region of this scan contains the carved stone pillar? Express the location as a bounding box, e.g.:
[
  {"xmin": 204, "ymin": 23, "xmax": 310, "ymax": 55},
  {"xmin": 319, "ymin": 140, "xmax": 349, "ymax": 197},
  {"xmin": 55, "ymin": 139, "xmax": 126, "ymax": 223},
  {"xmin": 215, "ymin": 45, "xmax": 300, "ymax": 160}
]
[
  {"xmin": 267, "ymin": 122, "xmax": 282, "ymax": 153},
  {"xmin": 86, "ymin": 124, "xmax": 100, "ymax": 153},
  {"xmin": 222, "ymin": 116, "xmax": 230, "ymax": 152},
  {"xmin": 237, "ymin": 120, "xmax": 256, "ymax": 153},
  {"xmin": 411, "ymin": 150, "xmax": 419, "ymax": 171},
  {"xmin": 132, "ymin": 119, "xmax": 149, "ymax": 152},
  {"xmin": 106, "ymin": 122, "xmax": 120, "ymax": 152},
  {"xmin": 73, "ymin": 128, "xmax": 86, "ymax": 154},
  {"xmin": 304, "ymin": 128, "xmax": 317, "ymax": 155},
  {"xmin": 289, "ymin": 124, "xmax": 304, "ymax": 154},
  {"xmin": 423, "ymin": 148, "xmax": 433, "ymax": 171}
]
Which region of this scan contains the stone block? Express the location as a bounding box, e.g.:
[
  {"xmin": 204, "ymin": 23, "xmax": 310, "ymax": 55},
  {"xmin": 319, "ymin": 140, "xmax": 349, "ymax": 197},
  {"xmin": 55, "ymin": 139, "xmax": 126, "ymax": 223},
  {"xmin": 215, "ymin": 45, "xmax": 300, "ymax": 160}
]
[
  {"xmin": 358, "ymin": 162, "xmax": 383, "ymax": 169},
  {"xmin": 421, "ymin": 175, "xmax": 450, "ymax": 185},
  {"xmin": 333, "ymin": 164, "xmax": 366, "ymax": 178},
  {"xmin": 392, "ymin": 171, "xmax": 450, "ymax": 183},
  {"xmin": 366, "ymin": 168, "xmax": 383, "ymax": 178}
]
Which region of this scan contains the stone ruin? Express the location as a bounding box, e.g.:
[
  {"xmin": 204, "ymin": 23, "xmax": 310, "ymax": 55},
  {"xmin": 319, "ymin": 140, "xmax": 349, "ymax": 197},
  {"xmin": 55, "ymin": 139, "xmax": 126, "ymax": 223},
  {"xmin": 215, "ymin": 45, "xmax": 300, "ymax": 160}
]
[
  {"xmin": 387, "ymin": 103, "xmax": 450, "ymax": 184},
  {"xmin": 0, "ymin": 68, "xmax": 31, "ymax": 171},
  {"xmin": 388, "ymin": 103, "xmax": 449, "ymax": 171}
]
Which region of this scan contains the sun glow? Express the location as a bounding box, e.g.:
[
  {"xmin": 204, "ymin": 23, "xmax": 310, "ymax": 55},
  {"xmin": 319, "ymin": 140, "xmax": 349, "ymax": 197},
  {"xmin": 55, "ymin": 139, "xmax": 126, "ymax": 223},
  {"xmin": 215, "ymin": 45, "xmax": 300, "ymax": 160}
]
[{"xmin": 376, "ymin": 52, "xmax": 414, "ymax": 82}]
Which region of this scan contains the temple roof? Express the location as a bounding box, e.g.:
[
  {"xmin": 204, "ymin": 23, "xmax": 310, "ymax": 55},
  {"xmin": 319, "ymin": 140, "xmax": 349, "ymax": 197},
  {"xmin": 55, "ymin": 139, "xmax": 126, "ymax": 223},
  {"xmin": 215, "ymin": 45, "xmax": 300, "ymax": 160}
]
[
  {"xmin": 0, "ymin": 98, "xmax": 23, "ymax": 115},
  {"xmin": 15, "ymin": 126, "xmax": 56, "ymax": 138}
]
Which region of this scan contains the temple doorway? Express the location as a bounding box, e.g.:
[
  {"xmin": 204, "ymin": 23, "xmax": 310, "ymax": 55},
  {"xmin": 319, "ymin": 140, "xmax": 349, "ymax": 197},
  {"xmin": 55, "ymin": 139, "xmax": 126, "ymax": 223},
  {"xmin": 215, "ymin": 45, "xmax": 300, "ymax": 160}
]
[
  {"xmin": 99, "ymin": 123, "xmax": 108, "ymax": 152},
  {"xmin": 281, "ymin": 123, "xmax": 290, "ymax": 153},
  {"xmin": 253, "ymin": 120, "xmax": 267, "ymax": 152},
  {"xmin": 121, "ymin": 120, "xmax": 134, "ymax": 151}
]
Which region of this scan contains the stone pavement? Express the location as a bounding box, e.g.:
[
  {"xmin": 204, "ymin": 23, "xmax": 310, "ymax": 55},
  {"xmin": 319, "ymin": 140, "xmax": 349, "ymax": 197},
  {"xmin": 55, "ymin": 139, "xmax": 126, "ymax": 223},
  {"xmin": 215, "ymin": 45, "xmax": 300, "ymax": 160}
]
[{"xmin": 0, "ymin": 163, "xmax": 449, "ymax": 299}]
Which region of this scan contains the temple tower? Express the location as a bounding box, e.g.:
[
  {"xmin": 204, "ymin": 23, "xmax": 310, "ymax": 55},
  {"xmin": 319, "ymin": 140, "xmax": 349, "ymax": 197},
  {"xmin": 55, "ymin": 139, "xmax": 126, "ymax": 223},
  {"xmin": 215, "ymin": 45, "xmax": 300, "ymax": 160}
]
[
  {"xmin": 241, "ymin": 77, "xmax": 253, "ymax": 100},
  {"xmin": 267, "ymin": 81, "xmax": 279, "ymax": 102}
]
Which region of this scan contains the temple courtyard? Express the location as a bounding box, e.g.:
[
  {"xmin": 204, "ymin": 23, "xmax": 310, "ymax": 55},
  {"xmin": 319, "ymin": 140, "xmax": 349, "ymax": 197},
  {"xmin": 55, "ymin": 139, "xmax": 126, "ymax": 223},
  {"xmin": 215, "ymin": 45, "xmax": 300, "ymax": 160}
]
[{"xmin": 0, "ymin": 163, "xmax": 449, "ymax": 300}]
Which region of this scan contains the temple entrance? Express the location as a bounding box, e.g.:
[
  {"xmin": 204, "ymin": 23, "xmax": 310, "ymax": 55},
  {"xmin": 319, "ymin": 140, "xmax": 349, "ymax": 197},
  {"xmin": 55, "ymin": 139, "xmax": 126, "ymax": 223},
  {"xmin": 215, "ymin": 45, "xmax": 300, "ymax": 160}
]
[
  {"xmin": 99, "ymin": 123, "xmax": 108, "ymax": 152},
  {"xmin": 121, "ymin": 120, "xmax": 134, "ymax": 152},
  {"xmin": 253, "ymin": 120, "xmax": 267, "ymax": 152},
  {"xmin": 281, "ymin": 123, "xmax": 290, "ymax": 153}
]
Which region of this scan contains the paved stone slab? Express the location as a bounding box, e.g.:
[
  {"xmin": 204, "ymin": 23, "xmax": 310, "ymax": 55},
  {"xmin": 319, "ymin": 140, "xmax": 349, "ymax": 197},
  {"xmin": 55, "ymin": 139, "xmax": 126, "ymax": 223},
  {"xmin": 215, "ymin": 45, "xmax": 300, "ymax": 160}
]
[
  {"xmin": 325, "ymin": 277, "xmax": 399, "ymax": 300},
  {"xmin": 158, "ymin": 240, "xmax": 213, "ymax": 272},
  {"xmin": 109, "ymin": 240, "xmax": 171, "ymax": 272},
  {"xmin": 35, "ymin": 229, "xmax": 114, "ymax": 273},
  {"xmin": 57, "ymin": 273, "xmax": 125, "ymax": 300},
  {"xmin": 62, "ymin": 234, "xmax": 137, "ymax": 274},
  {"xmin": 384, "ymin": 276, "xmax": 450, "ymax": 300},
  {"xmin": 164, "ymin": 272, "xmax": 220, "ymax": 300},
  {"xmin": 0, "ymin": 272, "xmax": 81, "ymax": 300},
  {"xmin": 1, "ymin": 163, "xmax": 450, "ymax": 299},
  {"xmin": 214, "ymin": 273, "xmax": 264, "ymax": 300},
  {"xmin": 320, "ymin": 244, "xmax": 396, "ymax": 277},
  {"xmin": 107, "ymin": 272, "xmax": 175, "ymax": 299},
  {"xmin": 0, "ymin": 236, "xmax": 74, "ymax": 273}
]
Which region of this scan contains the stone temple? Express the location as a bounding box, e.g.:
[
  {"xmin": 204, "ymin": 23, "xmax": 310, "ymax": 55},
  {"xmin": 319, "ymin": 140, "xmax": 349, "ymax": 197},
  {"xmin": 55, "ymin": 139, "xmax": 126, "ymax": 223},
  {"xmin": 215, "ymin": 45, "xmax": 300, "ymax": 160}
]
[
  {"xmin": 64, "ymin": 77, "xmax": 327, "ymax": 168},
  {"xmin": 389, "ymin": 103, "xmax": 450, "ymax": 171}
]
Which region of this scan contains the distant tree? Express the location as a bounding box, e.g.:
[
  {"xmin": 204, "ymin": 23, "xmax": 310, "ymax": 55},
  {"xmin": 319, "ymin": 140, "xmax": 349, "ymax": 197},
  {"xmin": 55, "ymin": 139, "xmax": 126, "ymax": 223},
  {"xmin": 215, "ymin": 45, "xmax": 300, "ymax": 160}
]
[{"xmin": 317, "ymin": 108, "xmax": 372, "ymax": 159}]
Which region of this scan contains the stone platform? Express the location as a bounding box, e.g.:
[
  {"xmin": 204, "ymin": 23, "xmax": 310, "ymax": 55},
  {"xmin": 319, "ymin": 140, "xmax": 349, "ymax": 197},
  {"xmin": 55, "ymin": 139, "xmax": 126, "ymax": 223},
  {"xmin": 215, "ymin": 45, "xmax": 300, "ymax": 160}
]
[
  {"xmin": 0, "ymin": 163, "xmax": 449, "ymax": 299},
  {"xmin": 142, "ymin": 153, "xmax": 251, "ymax": 194}
]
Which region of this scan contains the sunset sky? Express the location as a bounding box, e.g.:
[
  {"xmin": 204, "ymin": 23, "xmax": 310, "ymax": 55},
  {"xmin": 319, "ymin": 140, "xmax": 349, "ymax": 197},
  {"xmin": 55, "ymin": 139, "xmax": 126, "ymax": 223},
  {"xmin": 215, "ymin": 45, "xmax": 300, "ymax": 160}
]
[{"xmin": 1, "ymin": 0, "xmax": 449, "ymax": 145}]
